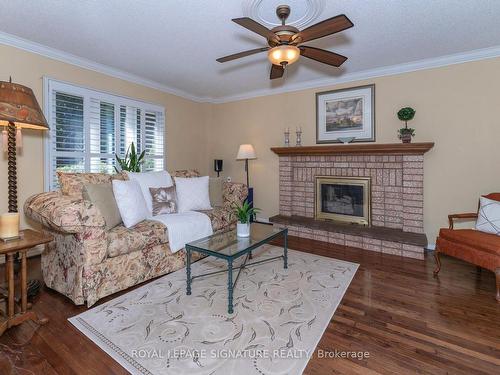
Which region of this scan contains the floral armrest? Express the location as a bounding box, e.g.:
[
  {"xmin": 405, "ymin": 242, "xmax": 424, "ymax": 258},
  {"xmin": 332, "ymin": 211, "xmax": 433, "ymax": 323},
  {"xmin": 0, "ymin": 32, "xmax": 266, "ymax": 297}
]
[
  {"xmin": 223, "ymin": 182, "xmax": 248, "ymax": 209},
  {"xmin": 24, "ymin": 191, "xmax": 106, "ymax": 234}
]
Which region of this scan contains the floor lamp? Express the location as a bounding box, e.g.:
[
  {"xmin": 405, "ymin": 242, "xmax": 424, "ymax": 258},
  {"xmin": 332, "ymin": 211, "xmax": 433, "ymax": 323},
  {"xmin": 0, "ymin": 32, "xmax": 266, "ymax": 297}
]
[
  {"xmin": 0, "ymin": 79, "xmax": 49, "ymax": 296},
  {"xmin": 236, "ymin": 144, "xmax": 257, "ymax": 221},
  {"xmin": 236, "ymin": 144, "xmax": 257, "ymax": 187}
]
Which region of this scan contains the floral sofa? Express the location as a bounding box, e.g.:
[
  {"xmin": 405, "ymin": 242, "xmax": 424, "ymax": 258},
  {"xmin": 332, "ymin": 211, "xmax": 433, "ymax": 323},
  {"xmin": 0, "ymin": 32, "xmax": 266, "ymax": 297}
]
[{"xmin": 24, "ymin": 170, "xmax": 247, "ymax": 307}]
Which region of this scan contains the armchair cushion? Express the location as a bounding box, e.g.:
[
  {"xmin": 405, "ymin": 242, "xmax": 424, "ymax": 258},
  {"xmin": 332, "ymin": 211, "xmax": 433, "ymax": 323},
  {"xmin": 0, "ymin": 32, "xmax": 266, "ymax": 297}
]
[
  {"xmin": 24, "ymin": 192, "xmax": 105, "ymax": 234},
  {"xmin": 439, "ymin": 228, "xmax": 500, "ymax": 256},
  {"xmin": 476, "ymin": 196, "xmax": 500, "ymax": 235}
]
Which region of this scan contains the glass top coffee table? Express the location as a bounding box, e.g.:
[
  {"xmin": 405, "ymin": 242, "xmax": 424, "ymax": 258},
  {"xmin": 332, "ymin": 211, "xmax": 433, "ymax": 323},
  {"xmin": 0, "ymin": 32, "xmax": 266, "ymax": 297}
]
[{"xmin": 185, "ymin": 223, "xmax": 288, "ymax": 314}]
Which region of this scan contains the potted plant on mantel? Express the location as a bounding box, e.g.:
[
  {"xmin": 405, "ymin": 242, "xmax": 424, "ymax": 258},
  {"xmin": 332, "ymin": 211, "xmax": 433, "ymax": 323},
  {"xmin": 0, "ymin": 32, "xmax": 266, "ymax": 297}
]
[
  {"xmin": 397, "ymin": 107, "xmax": 416, "ymax": 143},
  {"xmin": 233, "ymin": 200, "xmax": 260, "ymax": 237}
]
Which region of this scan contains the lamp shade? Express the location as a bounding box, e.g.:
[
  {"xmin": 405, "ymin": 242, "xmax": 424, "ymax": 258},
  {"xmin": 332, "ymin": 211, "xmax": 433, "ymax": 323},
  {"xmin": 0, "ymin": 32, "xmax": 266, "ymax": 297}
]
[
  {"xmin": 236, "ymin": 144, "xmax": 256, "ymax": 160},
  {"xmin": 268, "ymin": 45, "xmax": 300, "ymax": 66},
  {"xmin": 0, "ymin": 81, "xmax": 49, "ymax": 130}
]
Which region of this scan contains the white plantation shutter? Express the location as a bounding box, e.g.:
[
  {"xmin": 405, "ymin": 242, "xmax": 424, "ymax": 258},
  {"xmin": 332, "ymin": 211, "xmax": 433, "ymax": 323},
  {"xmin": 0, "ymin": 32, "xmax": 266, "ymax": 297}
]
[
  {"xmin": 48, "ymin": 92, "xmax": 85, "ymax": 189},
  {"xmin": 45, "ymin": 79, "xmax": 165, "ymax": 191},
  {"xmin": 143, "ymin": 110, "xmax": 165, "ymax": 171},
  {"xmin": 120, "ymin": 105, "xmax": 141, "ymax": 156},
  {"xmin": 89, "ymin": 99, "xmax": 116, "ymax": 174}
]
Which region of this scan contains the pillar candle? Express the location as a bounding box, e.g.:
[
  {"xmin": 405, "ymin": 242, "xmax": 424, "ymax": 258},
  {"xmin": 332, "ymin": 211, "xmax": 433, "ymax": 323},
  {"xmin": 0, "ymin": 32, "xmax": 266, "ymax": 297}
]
[{"xmin": 0, "ymin": 213, "xmax": 20, "ymax": 239}]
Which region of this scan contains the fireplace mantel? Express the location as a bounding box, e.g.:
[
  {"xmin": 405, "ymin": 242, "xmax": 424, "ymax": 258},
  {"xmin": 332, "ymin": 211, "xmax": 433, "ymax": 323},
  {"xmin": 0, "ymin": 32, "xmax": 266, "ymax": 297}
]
[{"xmin": 271, "ymin": 142, "xmax": 434, "ymax": 156}]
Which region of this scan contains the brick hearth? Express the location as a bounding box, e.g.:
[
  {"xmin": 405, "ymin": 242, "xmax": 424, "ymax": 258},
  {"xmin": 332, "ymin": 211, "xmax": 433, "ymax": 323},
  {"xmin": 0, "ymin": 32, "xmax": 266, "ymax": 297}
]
[{"xmin": 270, "ymin": 143, "xmax": 434, "ymax": 260}]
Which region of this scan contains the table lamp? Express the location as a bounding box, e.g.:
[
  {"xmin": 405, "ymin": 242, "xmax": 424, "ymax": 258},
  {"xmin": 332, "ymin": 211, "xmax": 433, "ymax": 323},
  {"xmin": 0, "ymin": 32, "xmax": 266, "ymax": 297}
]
[
  {"xmin": 0, "ymin": 78, "xmax": 49, "ymax": 218},
  {"xmin": 236, "ymin": 144, "xmax": 256, "ymax": 187}
]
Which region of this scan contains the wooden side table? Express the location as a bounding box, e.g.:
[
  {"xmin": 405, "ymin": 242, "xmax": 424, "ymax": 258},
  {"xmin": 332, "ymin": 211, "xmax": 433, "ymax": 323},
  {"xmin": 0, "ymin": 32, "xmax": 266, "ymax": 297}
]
[{"xmin": 0, "ymin": 229, "xmax": 53, "ymax": 336}]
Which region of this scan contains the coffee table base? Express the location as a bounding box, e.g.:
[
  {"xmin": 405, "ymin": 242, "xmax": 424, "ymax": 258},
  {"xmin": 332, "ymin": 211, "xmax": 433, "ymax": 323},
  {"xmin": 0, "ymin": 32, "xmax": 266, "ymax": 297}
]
[{"xmin": 186, "ymin": 234, "xmax": 288, "ymax": 314}]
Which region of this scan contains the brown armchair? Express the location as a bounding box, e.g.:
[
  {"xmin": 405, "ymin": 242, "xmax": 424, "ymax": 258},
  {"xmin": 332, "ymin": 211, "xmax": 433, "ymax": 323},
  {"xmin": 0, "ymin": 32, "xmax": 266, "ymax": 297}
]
[{"xmin": 434, "ymin": 193, "xmax": 500, "ymax": 302}]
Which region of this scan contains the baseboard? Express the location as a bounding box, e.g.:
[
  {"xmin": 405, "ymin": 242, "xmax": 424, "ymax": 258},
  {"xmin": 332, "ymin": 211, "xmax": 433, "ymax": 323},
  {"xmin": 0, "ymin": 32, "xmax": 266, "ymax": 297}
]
[{"xmin": 426, "ymin": 243, "xmax": 436, "ymax": 251}]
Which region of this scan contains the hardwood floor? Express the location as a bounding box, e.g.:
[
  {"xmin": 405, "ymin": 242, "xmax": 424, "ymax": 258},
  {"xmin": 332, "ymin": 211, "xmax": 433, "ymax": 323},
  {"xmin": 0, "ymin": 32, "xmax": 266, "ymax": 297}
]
[{"xmin": 0, "ymin": 237, "xmax": 499, "ymax": 374}]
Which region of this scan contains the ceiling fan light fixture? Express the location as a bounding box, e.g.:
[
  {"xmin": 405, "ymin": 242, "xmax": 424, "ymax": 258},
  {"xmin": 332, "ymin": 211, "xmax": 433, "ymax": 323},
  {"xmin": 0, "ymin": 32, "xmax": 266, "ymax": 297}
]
[{"xmin": 267, "ymin": 45, "xmax": 300, "ymax": 66}]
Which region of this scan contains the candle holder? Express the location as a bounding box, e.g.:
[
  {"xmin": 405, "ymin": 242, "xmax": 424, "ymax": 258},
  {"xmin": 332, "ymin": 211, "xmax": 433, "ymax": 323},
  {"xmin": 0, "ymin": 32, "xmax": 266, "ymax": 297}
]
[
  {"xmin": 0, "ymin": 212, "xmax": 21, "ymax": 242},
  {"xmin": 295, "ymin": 128, "xmax": 303, "ymax": 147},
  {"xmin": 284, "ymin": 129, "xmax": 290, "ymax": 147}
]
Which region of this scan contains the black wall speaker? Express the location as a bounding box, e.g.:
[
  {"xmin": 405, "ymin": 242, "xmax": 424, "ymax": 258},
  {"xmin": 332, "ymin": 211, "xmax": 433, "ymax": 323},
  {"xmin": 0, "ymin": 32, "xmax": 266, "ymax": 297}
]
[{"xmin": 214, "ymin": 159, "xmax": 223, "ymax": 177}]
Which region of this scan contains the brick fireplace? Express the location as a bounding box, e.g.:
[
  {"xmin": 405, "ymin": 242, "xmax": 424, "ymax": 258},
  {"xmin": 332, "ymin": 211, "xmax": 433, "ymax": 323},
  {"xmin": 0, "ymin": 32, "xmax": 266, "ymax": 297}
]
[{"xmin": 270, "ymin": 143, "xmax": 434, "ymax": 259}]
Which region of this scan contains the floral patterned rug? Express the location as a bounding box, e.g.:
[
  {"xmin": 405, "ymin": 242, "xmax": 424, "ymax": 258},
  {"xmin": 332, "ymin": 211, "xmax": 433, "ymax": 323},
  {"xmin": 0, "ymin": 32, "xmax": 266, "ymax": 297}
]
[{"xmin": 69, "ymin": 246, "xmax": 358, "ymax": 375}]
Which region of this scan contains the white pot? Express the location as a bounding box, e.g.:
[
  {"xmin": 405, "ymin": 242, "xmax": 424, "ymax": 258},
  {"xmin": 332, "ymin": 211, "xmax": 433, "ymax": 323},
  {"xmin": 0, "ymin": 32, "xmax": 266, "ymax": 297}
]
[{"xmin": 237, "ymin": 222, "xmax": 250, "ymax": 237}]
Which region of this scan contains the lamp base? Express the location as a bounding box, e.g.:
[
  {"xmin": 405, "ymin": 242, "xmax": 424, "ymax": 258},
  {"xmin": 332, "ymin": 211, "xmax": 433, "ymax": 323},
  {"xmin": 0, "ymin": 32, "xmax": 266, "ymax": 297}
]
[{"xmin": 7, "ymin": 122, "xmax": 18, "ymax": 212}]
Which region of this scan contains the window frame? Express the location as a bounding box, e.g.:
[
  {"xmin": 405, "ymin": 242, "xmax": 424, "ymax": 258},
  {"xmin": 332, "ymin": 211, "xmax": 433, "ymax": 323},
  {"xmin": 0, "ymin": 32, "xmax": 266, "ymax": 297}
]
[{"xmin": 43, "ymin": 77, "xmax": 166, "ymax": 191}]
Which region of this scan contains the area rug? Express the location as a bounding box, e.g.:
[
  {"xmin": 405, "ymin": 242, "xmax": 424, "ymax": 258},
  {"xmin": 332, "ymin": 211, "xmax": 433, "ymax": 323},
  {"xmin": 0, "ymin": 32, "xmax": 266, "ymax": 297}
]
[{"xmin": 69, "ymin": 246, "xmax": 358, "ymax": 375}]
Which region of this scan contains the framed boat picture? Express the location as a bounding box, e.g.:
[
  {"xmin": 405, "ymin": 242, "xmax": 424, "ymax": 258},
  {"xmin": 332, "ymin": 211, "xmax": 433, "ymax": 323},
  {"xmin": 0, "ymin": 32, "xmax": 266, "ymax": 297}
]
[{"xmin": 316, "ymin": 84, "xmax": 375, "ymax": 144}]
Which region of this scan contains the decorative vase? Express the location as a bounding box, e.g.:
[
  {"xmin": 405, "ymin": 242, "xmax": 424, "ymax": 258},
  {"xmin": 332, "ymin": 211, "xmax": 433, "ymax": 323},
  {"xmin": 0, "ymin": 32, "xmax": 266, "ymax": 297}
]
[
  {"xmin": 237, "ymin": 222, "xmax": 250, "ymax": 237},
  {"xmin": 400, "ymin": 133, "xmax": 412, "ymax": 143}
]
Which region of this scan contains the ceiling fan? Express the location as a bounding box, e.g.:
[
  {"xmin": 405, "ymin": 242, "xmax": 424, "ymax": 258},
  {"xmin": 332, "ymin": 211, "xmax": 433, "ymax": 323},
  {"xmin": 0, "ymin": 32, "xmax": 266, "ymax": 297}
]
[{"xmin": 216, "ymin": 5, "xmax": 353, "ymax": 79}]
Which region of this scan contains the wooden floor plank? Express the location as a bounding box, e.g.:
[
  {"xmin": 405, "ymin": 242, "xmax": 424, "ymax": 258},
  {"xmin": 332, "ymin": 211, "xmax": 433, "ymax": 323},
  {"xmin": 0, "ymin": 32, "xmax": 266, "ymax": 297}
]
[{"xmin": 0, "ymin": 235, "xmax": 499, "ymax": 374}]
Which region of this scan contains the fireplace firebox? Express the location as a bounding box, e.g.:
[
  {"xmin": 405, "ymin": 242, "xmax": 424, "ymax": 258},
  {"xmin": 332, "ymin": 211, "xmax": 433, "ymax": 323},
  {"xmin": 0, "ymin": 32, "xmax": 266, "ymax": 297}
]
[{"xmin": 315, "ymin": 177, "xmax": 371, "ymax": 226}]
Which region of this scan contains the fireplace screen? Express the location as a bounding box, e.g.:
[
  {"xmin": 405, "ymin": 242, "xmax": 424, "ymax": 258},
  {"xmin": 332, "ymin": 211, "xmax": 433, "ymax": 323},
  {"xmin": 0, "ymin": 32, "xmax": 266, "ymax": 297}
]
[{"xmin": 315, "ymin": 177, "xmax": 371, "ymax": 226}]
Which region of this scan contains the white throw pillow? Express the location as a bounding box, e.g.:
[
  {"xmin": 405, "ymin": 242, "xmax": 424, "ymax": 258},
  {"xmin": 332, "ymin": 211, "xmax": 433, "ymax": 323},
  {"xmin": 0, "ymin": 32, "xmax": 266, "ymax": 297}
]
[
  {"xmin": 475, "ymin": 196, "xmax": 500, "ymax": 235},
  {"xmin": 174, "ymin": 176, "xmax": 212, "ymax": 212},
  {"xmin": 126, "ymin": 170, "xmax": 173, "ymax": 215},
  {"xmin": 112, "ymin": 180, "xmax": 149, "ymax": 228}
]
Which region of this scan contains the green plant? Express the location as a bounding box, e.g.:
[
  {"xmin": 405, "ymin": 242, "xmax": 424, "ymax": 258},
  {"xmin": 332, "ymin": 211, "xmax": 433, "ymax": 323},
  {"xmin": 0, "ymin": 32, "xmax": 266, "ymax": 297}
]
[
  {"xmin": 233, "ymin": 200, "xmax": 261, "ymax": 224},
  {"xmin": 397, "ymin": 107, "xmax": 416, "ymax": 138},
  {"xmin": 114, "ymin": 142, "xmax": 146, "ymax": 173}
]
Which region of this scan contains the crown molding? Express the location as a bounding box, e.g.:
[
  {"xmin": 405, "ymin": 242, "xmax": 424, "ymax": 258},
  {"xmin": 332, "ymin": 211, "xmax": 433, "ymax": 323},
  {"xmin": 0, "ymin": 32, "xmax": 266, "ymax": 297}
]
[
  {"xmin": 0, "ymin": 31, "xmax": 207, "ymax": 103},
  {"xmin": 2, "ymin": 30, "xmax": 500, "ymax": 104},
  {"xmin": 211, "ymin": 44, "xmax": 500, "ymax": 103}
]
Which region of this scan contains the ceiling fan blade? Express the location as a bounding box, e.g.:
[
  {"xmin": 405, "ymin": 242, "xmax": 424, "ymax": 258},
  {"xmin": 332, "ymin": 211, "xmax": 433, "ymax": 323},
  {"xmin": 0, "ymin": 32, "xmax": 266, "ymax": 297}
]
[
  {"xmin": 232, "ymin": 17, "xmax": 279, "ymax": 43},
  {"xmin": 300, "ymin": 46, "xmax": 348, "ymax": 67},
  {"xmin": 293, "ymin": 14, "xmax": 353, "ymax": 44},
  {"xmin": 270, "ymin": 64, "xmax": 284, "ymax": 80},
  {"xmin": 216, "ymin": 47, "xmax": 269, "ymax": 63}
]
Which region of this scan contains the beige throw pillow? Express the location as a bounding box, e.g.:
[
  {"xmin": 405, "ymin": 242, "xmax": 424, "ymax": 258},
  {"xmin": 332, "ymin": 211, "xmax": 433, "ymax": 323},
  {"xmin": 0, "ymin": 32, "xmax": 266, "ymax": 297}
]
[
  {"xmin": 209, "ymin": 177, "xmax": 223, "ymax": 207},
  {"xmin": 83, "ymin": 183, "xmax": 122, "ymax": 230},
  {"xmin": 149, "ymin": 186, "xmax": 178, "ymax": 216}
]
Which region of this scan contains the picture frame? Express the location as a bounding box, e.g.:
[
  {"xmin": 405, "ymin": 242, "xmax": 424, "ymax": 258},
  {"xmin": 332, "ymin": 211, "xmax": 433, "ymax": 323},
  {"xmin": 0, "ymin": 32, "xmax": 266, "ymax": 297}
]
[{"xmin": 316, "ymin": 84, "xmax": 375, "ymax": 144}]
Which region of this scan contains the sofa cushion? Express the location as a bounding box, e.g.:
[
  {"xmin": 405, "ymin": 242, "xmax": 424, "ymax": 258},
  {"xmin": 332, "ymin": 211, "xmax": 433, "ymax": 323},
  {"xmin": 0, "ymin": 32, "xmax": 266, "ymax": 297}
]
[
  {"xmin": 83, "ymin": 183, "xmax": 122, "ymax": 230},
  {"xmin": 175, "ymin": 176, "xmax": 212, "ymax": 212},
  {"xmin": 171, "ymin": 169, "xmax": 200, "ymax": 178},
  {"xmin": 199, "ymin": 207, "xmax": 236, "ymax": 232},
  {"xmin": 112, "ymin": 180, "xmax": 149, "ymax": 228},
  {"xmin": 439, "ymin": 228, "xmax": 500, "ymax": 256},
  {"xmin": 126, "ymin": 170, "xmax": 174, "ymax": 215},
  {"xmin": 150, "ymin": 186, "xmax": 178, "ymax": 215},
  {"xmin": 58, "ymin": 172, "xmax": 126, "ymax": 198},
  {"xmin": 107, "ymin": 220, "xmax": 168, "ymax": 258}
]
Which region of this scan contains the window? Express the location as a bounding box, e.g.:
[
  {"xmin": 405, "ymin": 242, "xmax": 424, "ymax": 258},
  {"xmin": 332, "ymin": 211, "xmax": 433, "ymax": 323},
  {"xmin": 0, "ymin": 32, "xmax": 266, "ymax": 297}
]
[{"xmin": 44, "ymin": 79, "xmax": 165, "ymax": 190}]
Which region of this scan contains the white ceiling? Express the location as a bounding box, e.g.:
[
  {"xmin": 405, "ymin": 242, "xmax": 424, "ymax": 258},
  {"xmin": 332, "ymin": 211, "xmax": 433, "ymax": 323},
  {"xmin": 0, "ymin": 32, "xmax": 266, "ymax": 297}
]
[{"xmin": 1, "ymin": 0, "xmax": 500, "ymax": 102}]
